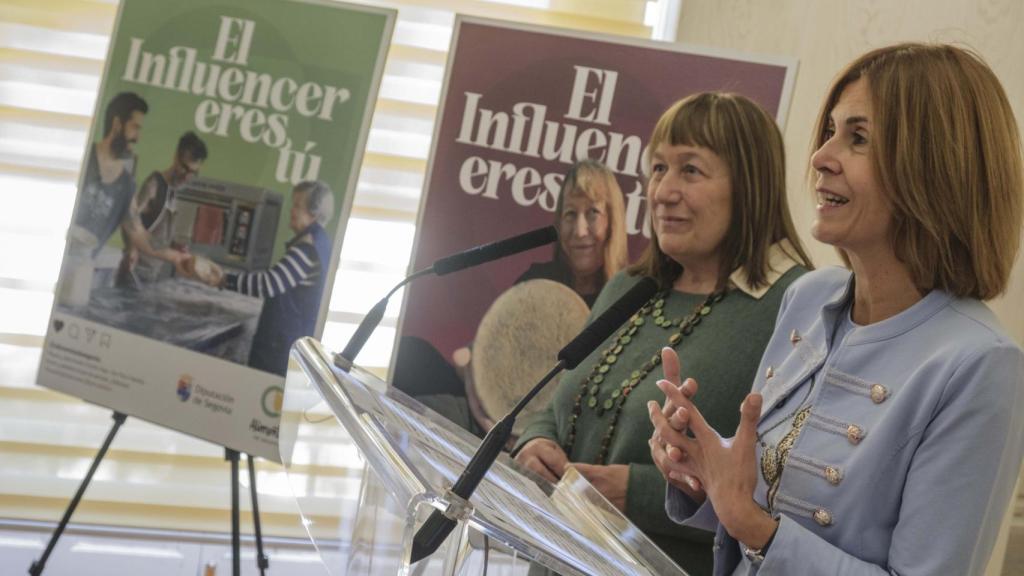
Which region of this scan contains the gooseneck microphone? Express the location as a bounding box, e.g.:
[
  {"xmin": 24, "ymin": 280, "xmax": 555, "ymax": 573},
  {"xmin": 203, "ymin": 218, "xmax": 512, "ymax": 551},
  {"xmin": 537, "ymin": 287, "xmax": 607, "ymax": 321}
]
[
  {"xmin": 335, "ymin": 225, "xmax": 558, "ymax": 368},
  {"xmin": 409, "ymin": 276, "xmax": 659, "ymax": 564},
  {"xmin": 431, "ymin": 225, "xmax": 558, "ymax": 276}
]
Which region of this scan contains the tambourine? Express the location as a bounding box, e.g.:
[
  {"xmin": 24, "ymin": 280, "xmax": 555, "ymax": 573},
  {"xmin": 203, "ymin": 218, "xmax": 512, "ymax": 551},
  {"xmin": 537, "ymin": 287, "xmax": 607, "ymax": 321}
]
[{"xmin": 467, "ymin": 279, "xmax": 590, "ymax": 437}]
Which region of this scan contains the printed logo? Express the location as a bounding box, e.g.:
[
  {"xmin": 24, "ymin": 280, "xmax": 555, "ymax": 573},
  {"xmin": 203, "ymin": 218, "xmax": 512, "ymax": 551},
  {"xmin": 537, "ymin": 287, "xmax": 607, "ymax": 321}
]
[
  {"xmin": 177, "ymin": 375, "xmax": 193, "ymax": 402},
  {"xmin": 261, "ymin": 386, "xmax": 284, "ymax": 418}
]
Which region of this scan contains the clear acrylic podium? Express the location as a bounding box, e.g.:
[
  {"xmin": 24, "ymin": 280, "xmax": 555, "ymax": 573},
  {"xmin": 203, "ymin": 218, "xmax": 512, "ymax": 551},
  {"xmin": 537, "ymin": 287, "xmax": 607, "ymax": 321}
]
[{"xmin": 279, "ymin": 337, "xmax": 690, "ymax": 576}]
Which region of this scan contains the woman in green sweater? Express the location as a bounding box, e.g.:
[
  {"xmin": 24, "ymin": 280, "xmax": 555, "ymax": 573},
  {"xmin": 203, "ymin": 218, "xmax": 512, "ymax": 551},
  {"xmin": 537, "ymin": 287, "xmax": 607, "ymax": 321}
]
[{"xmin": 513, "ymin": 92, "xmax": 812, "ymax": 575}]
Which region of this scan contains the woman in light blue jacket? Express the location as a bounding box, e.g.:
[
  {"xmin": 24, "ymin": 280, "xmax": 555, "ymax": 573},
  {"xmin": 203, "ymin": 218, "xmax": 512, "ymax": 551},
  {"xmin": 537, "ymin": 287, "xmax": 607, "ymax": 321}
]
[{"xmin": 648, "ymin": 43, "xmax": 1024, "ymax": 575}]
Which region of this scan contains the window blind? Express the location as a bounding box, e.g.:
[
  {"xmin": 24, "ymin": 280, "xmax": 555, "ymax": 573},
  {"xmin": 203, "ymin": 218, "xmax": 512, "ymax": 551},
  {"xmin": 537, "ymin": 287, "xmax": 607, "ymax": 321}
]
[{"xmin": 0, "ymin": 0, "xmax": 670, "ymax": 538}]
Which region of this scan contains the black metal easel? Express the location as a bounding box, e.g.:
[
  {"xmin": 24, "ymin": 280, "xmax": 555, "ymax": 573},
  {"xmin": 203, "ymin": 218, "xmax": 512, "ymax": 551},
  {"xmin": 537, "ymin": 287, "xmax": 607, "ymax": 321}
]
[
  {"xmin": 226, "ymin": 449, "xmax": 242, "ymax": 576},
  {"xmin": 224, "ymin": 449, "xmax": 270, "ymax": 576},
  {"xmin": 28, "ymin": 411, "xmax": 270, "ymax": 576},
  {"xmin": 247, "ymin": 453, "xmax": 271, "ymax": 575},
  {"xmin": 29, "ymin": 411, "xmax": 126, "ymax": 576}
]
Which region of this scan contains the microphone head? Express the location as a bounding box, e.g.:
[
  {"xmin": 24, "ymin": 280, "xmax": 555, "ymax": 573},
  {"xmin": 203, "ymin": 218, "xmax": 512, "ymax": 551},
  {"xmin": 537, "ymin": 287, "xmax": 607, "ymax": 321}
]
[
  {"xmin": 432, "ymin": 225, "xmax": 558, "ymax": 276},
  {"xmin": 557, "ymin": 276, "xmax": 658, "ymax": 369}
]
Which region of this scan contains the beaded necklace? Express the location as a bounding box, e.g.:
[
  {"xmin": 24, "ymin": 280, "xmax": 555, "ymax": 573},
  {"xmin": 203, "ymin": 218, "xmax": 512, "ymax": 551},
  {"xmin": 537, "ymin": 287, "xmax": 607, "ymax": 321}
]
[{"xmin": 563, "ymin": 287, "xmax": 726, "ymax": 465}]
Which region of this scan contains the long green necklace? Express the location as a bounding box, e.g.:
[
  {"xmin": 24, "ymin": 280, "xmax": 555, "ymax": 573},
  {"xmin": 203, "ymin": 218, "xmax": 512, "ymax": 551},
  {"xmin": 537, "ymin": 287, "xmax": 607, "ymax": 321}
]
[{"xmin": 563, "ymin": 287, "xmax": 726, "ymax": 465}]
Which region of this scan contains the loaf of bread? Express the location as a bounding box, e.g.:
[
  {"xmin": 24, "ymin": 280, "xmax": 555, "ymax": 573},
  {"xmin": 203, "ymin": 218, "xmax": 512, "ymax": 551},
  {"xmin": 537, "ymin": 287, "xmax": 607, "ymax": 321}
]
[{"xmin": 192, "ymin": 255, "xmax": 223, "ymax": 286}]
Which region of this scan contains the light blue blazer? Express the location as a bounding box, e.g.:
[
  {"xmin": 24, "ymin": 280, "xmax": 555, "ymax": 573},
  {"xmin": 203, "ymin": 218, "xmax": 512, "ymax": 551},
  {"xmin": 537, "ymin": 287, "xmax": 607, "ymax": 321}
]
[{"xmin": 667, "ymin": 267, "xmax": 1024, "ymax": 575}]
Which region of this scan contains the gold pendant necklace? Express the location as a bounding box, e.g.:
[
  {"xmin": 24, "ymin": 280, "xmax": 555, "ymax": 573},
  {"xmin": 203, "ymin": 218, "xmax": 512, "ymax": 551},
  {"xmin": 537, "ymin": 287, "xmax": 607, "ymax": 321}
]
[{"xmin": 758, "ymin": 376, "xmax": 817, "ymax": 511}]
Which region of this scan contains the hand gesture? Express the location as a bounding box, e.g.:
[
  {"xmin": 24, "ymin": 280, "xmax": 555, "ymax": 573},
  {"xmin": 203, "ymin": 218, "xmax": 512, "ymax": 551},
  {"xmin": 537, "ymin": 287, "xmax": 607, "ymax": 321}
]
[
  {"xmin": 656, "ymin": 378, "xmax": 775, "ymax": 547},
  {"xmin": 648, "ymin": 347, "xmax": 707, "ymax": 501},
  {"xmin": 514, "ymin": 438, "xmax": 569, "ymax": 483}
]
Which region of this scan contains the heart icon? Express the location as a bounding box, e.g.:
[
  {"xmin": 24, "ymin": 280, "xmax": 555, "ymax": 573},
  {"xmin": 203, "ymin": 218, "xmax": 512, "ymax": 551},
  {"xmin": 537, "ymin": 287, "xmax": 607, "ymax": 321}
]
[{"xmin": 53, "ymin": 319, "xmax": 64, "ymax": 332}]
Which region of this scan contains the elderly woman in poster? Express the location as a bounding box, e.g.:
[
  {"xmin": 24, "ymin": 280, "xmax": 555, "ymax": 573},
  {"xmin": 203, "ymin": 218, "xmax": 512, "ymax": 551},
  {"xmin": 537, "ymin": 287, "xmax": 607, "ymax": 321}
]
[
  {"xmin": 392, "ymin": 159, "xmax": 629, "ymax": 432},
  {"xmin": 515, "ymin": 158, "xmax": 629, "ymax": 307},
  {"xmin": 513, "ymin": 92, "xmax": 813, "ymax": 574},
  {"xmin": 196, "ymin": 180, "xmax": 335, "ymax": 376},
  {"xmin": 649, "ymin": 43, "xmax": 1024, "ymax": 575}
]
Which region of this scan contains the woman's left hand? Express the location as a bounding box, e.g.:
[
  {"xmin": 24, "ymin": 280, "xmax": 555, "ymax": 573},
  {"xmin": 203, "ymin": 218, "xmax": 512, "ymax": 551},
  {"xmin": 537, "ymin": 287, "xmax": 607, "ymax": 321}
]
[
  {"xmin": 570, "ymin": 463, "xmax": 629, "ymax": 512},
  {"xmin": 658, "ymin": 384, "xmax": 777, "ymax": 548}
]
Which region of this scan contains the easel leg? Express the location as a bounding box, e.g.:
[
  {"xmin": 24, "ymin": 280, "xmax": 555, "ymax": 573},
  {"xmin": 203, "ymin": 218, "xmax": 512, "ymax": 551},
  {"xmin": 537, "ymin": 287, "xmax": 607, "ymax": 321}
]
[
  {"xmin": 225, "ymin": 449, "xmax": 241, "ymax": 576},
  {"xmin": 28, "ymin": 411, "xmax": 127, "ymax": 576},
  {"xmin": 246, "ymin": 454, "xmax": 269, "ymax": 575}
]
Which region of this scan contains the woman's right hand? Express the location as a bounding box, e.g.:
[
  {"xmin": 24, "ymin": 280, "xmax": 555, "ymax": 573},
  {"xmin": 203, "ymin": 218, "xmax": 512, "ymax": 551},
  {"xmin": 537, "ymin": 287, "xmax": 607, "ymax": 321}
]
[
  {"xmin": 649, "ymin": 346, "xmax": 707, "ymax": 503},
  {"xmin": 514, "ymin": 438, "xmax": 569, "ymax": 483}
]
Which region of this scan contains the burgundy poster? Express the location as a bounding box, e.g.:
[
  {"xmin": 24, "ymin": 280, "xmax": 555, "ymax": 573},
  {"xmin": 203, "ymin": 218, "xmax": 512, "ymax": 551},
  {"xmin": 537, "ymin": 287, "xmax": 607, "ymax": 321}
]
[{"xmin": 396, "ymin": 17, "xmax": 796, "ymax": 376}]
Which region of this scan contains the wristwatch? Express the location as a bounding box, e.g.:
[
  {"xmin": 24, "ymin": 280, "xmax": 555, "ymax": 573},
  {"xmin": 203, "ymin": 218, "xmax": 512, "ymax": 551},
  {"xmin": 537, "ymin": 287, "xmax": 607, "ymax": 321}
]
[{"xmin": 742, "ymin": 523, "xmax": 779, "ymax": 566}]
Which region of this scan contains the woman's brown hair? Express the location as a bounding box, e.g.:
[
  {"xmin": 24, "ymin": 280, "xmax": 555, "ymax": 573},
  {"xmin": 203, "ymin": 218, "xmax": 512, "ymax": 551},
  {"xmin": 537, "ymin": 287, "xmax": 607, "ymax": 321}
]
[
  {"xmin": 630, "ymin": 92, "xmax": 812, "ymax": 290},
  {"xmin": 812, "ymin": 43, "xmax": 1023, "ymax": 299}
]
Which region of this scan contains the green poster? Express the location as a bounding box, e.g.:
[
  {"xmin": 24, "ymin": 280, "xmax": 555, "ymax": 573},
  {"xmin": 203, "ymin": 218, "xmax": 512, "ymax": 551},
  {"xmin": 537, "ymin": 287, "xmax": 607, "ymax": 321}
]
[
  {"xmin": 38, "ymin": 0, "xmax": 394, "ymax": 461},
  {"xmin": 110, "ymin": 0, "xmax": 390, "ymax": 258}
]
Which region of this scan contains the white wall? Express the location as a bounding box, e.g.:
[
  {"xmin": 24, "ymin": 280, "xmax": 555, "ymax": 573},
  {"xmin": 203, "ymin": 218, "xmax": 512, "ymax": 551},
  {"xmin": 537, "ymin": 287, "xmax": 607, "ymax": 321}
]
[{"xmin": 674, "ymin": 0, "xmax": 1024, "ymax": 345}]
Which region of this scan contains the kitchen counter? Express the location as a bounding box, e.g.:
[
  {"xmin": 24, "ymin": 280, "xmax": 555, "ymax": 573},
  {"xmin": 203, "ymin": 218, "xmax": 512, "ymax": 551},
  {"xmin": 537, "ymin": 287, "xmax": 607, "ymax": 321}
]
[{"xmin": 59, "ymin": 278, "xmax": 263, "ymax": 364}]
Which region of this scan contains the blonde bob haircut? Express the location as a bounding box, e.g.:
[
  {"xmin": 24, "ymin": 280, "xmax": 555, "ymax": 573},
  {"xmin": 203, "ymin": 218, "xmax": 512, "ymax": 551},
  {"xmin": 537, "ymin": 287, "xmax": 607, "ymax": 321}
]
[
  {"xmin": 631, "ymin": 92, "xmax": 812, "ymax": 290},
  {"xmin": 553, "ymin": 159, "xmax": 629, "ymax": 283},
  {"xmin": 813, "ymin": 43, "xmax": 1023, "ymax": 299}
]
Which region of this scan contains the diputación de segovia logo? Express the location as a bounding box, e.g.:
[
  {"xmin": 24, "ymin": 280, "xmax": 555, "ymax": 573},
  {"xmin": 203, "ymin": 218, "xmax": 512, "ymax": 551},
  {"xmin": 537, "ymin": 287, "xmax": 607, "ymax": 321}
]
[{"xmin": 176, "ymin": 375, "xmax": 193, "ymax": 402}]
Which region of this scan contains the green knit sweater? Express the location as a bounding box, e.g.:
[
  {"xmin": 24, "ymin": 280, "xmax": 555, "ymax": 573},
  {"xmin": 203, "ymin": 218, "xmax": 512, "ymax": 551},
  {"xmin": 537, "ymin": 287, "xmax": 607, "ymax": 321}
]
[{"xmin": 514, "ymin": 266, "xmax": 806, "ymax": 575}]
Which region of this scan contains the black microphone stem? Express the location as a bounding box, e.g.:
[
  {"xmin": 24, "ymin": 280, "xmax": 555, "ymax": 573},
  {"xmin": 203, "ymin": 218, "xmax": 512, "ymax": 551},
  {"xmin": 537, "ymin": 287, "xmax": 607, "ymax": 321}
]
[
  {"xmin": 334, "ymin": 225, "xmax": 557, "ymax": 370},
  {"xmin": 410, "ymin": 360, "xmax": 566, "ymax": 563},
  {"xmin": 509, "ymin": 360, "xmax": 566, "ymax": 417},
  {"xmin": 384, "ymin": 266, "xmax": 434, "ymax": 301},
  {"xmin": 335, "ymin": 266, "xmax": 434, "ymax": 369},
  {"xmin": 407, "ymin": 277, "xmax": 657, "ymax": 564}
]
